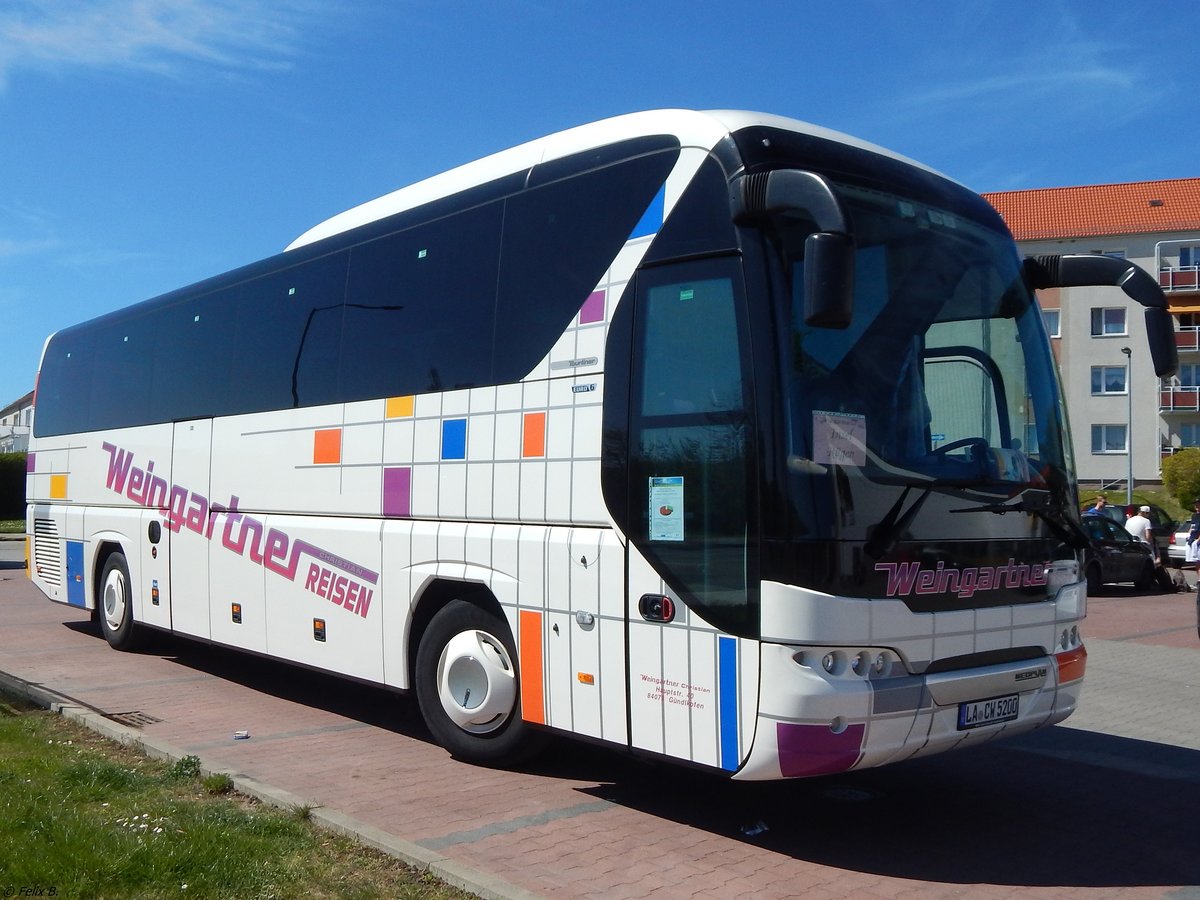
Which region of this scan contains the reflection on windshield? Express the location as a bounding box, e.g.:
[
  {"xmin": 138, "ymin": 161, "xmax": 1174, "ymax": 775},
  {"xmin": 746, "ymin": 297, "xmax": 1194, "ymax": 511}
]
[{"xmin": 787, "ymin": 183, "xmax": 1070, "ymax": 496}]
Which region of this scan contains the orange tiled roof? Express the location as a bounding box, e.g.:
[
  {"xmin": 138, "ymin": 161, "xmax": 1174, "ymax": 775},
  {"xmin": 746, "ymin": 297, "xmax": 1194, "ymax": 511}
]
[{"xmin": 982, "ymin": 178, "xmax": 1200, "ymax": 242}]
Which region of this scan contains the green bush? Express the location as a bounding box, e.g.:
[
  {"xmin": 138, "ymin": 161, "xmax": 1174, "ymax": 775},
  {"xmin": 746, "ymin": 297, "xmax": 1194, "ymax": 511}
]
[
  {"xmin": 1161, "ymin": 448, "xmax": 1200, "ymax": 507},
  {"xmin": 0, "ymin": 453, "xmax": 26, "ymax": 519}
]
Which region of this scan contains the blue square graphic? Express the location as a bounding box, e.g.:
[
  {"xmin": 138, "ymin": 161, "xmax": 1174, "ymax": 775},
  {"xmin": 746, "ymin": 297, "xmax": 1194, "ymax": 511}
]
[{"xmin": 441, "ymin": 418, "xmax": 467, "ymax": 460}]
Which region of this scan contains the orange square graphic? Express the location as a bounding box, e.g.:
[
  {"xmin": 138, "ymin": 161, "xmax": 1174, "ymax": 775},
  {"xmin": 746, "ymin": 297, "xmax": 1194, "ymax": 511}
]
[
  {"xmin": 49, "ymin": 474, "xmax": 67, "ymax": 499},
  {"xmin": 313, "ymin": 428, "xmax": 342, "ymax": 465},
  {"xmin": 522, "ymin": 412, "xmax": 546, "ymax": 458}
]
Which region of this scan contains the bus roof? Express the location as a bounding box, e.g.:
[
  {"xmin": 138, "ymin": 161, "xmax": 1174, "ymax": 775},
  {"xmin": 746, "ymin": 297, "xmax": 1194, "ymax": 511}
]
[{"xmin": 285, "ymin": 109, "xmax": 944, "ymax": 251}]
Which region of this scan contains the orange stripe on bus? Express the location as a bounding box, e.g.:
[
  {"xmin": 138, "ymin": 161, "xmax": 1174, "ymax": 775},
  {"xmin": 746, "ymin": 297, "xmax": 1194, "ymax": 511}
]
[
  {"xmin": 519, "ymin": 610, "xmax": 545, "ymax": 725},
  {"xmin": 1056, "ymin": 645, "xmax": 1087, "ymax": 684}
]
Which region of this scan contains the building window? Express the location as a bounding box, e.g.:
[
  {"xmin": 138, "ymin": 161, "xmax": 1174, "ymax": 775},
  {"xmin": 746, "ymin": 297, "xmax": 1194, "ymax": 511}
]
[
  {"xmin": 1090, "ymin": 248, "xmax": 1126, "ymax": 259},
  {"xmin": 1180, "ymin": 423, "xmax": 1200, "ymax": 447},
  {"xmin": 1180, "ymin": 364, "xmax": 1200, "ymax": 388},
  {"xmin": 1091, "ymin": 424, "xmax": 1127, "ymax": 454},
  {"xmin": 1090, "ymin": 307, "xmax": 1127, "ymax": 336},
  {"xmin": 1091, "ymin": 366, "xmax": 1127, "ymax": 395},
  {"xmin": 1180, "ymin": 246, "xmax": 1200, "ymax": 268},
  {"xmin": 1042, "ymin": 308, "xmax": 1060, "ymax": 337}
]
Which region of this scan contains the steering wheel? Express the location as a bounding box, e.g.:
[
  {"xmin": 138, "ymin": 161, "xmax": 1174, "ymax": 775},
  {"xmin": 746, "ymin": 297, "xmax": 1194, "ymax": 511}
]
[{"xmin": 932, "ymin": 437, "xmax": 989, "ymax": 458}]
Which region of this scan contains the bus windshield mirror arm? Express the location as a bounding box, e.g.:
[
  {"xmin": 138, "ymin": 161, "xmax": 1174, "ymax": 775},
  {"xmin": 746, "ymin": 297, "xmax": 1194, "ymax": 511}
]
[{"xmin": 1022, "ymin": 254, "xmax": 1178, "ymax": 378}]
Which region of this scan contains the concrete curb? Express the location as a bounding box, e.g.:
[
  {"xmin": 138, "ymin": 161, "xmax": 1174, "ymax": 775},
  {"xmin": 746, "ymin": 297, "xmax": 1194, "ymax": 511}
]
[{"xmin": 0, "ymin": 670, "xmax": 541, "ymax": 900}]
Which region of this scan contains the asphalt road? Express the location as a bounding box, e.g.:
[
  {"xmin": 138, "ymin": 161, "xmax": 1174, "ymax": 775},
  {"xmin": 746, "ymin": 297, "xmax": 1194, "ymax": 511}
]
[{"xmin": 3, "ymin": 536, "xmax": 1199, "ymax": 899}]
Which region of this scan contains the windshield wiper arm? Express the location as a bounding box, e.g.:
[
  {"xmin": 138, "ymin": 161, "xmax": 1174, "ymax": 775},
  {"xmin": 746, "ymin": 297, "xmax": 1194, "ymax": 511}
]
[
  {"xmin": 865, "ymin": 485, "xmax": 933, "ymax": 559},
  {"xmin": 950, "ymin": 489, "xmax": 1088, "ymax": 550}
]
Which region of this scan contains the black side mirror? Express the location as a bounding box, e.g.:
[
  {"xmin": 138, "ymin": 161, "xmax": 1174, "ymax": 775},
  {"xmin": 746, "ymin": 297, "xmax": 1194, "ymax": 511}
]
[
  {"xmin": 803, "ymin": 232, "xmax": 854, "ymax": 328},
  {"xmin": 1023, "ymin": 254, "xmax": 1179, "ymax": 378}
]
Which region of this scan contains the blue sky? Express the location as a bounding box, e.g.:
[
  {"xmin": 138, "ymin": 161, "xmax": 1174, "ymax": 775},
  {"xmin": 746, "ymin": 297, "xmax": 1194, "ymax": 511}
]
[{"xmin": 1, "ymin": 0, "xmax": 1196, "ymax": 405}]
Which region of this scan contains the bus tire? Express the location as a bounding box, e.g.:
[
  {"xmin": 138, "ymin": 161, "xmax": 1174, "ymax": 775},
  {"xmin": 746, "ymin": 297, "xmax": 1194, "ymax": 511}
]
[
  {"xmin": 415, "ymin": 599, "xmax": 537, "ymax": 766},
  {"xmin": 98, "ymin": 551, "xmax": 140, "ymax": 651}
]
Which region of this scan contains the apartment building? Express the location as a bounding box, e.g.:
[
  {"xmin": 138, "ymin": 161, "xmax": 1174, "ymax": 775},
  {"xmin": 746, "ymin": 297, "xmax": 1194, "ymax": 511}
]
[
  {"xmin": 983, "ymin": 179, "xmax": 1200, "ymax": 490},
  {"xmin": 0, "ymin": 390, "xmax": 33, "ymax": 454}
]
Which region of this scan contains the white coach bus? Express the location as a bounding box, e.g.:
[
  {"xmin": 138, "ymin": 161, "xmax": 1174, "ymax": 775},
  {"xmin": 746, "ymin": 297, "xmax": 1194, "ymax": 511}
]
[{"xmin": 26, "ymin": 110, "xmax": 1177, "ymax": 779}]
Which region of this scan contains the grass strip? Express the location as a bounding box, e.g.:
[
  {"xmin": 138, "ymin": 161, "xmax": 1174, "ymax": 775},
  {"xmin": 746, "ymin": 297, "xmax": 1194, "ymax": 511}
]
[{"xmin": 0, "ymin": 692, "xmax": 473, "ymax": 899}]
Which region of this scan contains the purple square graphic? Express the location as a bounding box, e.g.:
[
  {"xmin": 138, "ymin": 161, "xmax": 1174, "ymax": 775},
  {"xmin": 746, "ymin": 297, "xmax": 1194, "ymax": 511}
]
[
  {"xmin": 579, "ymin": 290, "xmax": 605, "ymax": 325},
  {"xmin": 776, "ymin": 721, "xmax": 865, "ymax": 778},
  {"xmin": 382, "ymin": 467, "xmax": 412, "ymax": 518},
  {"xmin": 26, "ymin": 452, "xmax": 35, "ymax": 473}
]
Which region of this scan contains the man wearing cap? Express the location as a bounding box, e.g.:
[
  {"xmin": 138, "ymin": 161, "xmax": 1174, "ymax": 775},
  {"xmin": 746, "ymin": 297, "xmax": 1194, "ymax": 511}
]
[{"xmin": 1125, "ymin": 505, "xmax": 1154, "ymax": 547}]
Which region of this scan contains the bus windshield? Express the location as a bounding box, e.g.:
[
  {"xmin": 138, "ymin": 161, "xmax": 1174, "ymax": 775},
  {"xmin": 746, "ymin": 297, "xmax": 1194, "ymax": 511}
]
[{"xmin": 782, "ymin": 182, "xmax": 1074, "ymax": 545}]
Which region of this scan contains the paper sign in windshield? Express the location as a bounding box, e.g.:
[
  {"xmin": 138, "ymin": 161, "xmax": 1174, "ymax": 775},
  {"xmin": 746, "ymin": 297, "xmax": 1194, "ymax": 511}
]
[
  {"xmin": 813, "ymin": 411, "xmax": 866, "ymax": 467},
  {"xmin": 649, "ymin": 476, "xmax": 685, "ymax": 541}
]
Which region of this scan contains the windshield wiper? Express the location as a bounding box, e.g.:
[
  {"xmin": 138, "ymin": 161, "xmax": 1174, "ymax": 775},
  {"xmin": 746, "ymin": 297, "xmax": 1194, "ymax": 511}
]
[
  {"xmin": 950, "ymin": 489, "xmax": 1088, "ymax": 550},
  {"xmin": 865, "ymin": 485, "xmax": 933, "ymax": 559}
]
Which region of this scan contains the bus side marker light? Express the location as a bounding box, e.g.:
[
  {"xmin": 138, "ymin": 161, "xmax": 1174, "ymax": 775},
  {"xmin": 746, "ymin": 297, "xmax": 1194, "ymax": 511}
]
[
  {"xmin": 151, "ymin": 580, "xmax": 160, "ymax": 606},
  {"xmin": 231, "ymin": 603, "xmax": 242, "ymax": 624},
  {"xmin": 1055, "ymin": 645, "xmax": 1086, "ymax": 683},
  {"xmin": 578, "ymin": 673, "xmax": 595, "ymax": 685},
  {"xmin": 314, "ymin": 618, "xmax": 326, "ymax": 642}
]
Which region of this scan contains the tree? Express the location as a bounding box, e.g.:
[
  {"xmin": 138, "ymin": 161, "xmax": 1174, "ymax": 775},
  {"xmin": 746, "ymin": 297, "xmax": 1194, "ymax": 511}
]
[{"xmin": 1161, "ymin": 448, "xmax": 1200, "ymax": 506}]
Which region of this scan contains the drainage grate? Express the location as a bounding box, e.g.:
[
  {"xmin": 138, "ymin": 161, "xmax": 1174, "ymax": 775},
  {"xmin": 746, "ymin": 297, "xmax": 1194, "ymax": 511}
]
[{"xmin": 106, "ymin": 711, "xmax": 163, "ymax": 728}]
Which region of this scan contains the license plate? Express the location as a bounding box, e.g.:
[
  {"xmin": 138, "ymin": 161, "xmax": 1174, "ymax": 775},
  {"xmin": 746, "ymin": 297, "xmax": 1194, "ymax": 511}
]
[{"xmin": 957, "ymin": 694, "xmax": 1019, "ymax": 730}]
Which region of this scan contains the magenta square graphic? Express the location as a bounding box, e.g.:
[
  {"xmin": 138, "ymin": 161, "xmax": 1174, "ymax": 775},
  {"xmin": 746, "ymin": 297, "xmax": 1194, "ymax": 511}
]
[
  {"xmin": 579, "ymin": 290, "xmax": 605, "ymax": 325},
  {"xmin": 382, "ymin": 467, "xmax": 412, "ymax": 518},
  {"xmin": 26, "ymin": 452, "xmax": 35, "ymax": 473}
]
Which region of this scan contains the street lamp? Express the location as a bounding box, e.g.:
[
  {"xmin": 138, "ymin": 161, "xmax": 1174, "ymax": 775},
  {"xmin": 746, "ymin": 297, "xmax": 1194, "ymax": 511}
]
[{"xmin": 1122, "ymin": 346, "xmax": 1133, "ymax": 505}]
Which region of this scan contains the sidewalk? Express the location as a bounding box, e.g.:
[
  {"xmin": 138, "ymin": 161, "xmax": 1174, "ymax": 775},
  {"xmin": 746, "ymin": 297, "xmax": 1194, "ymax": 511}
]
[{"xmin": 3, "ymin": 566, "xmax": 1200, "ymax": 898}]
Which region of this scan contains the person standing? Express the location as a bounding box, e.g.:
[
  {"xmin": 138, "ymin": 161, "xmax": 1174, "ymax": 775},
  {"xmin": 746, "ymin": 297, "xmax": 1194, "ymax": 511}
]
[
  {"xmin": 1125, "ymin": 505, "xmax": 1154, "ymax": 546},
  {"xmin": 1185, "ymin": 500, "xmax": 1200, "ymax": 566},
  {"xmin": 1084, "ymin": 496, "xmax": 1109, "ymax": 516}
]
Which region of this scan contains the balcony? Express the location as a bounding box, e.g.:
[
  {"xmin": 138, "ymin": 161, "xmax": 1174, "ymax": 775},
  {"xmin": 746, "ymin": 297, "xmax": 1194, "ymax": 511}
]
[
  {"xmin": 1177, "ymin": 327, "xmax": 1200, "ymax": 353},
  {"xmin": 1161, "ymin": 385, "xmax": 1200, "ymax": 412},
  {"xmin": 1160, "ymin": 266, "xmax": 1200, "ymax": 292}
]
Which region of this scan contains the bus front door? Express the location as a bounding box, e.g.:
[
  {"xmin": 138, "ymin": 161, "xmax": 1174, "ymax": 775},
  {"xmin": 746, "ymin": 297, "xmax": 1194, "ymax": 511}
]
[{"xmin": 622, "ymin": 258, "xmax": 760, "ymax": 772}]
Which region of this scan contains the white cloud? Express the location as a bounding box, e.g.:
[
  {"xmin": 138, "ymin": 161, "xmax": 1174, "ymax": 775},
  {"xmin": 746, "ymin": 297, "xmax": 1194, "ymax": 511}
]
[{"xmin": 0, "ymin": 0, "xmax": 319, "ymax": 88}]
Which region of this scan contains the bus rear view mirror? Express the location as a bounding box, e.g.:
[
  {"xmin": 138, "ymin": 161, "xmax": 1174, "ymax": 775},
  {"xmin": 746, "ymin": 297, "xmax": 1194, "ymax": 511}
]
[
  {"xmin": 730, "ymin": 168, "xmax": 855, "ymax": 329},
  {"xmin": 803, "ymin": 232, "xmax": 854, "ymax": 329},
  {"xmin": 1023, "ymin": 253, "xmax": 1179, "ymax": 378}
]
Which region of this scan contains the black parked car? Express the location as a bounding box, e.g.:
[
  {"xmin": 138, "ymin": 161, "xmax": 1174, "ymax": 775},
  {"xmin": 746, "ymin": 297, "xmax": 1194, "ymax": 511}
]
[
  {"xmin": 1080, "ymin": 514, "xmax": 1157, "ymax": 594},
  {"xmin": 1081, "ymin": 503, "xmax": 1177, "ymax": 566}
]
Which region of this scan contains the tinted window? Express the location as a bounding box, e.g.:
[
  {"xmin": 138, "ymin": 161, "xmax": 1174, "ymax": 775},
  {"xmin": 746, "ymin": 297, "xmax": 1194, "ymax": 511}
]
[
  {"xmin": 151, "ymin": 290, "xmax": 238, "ymax": 421},
  {"xmin": 228, "ymin": 254, "xmax": 349, "ymax": 412},
  {"xmin": 34, "ymin": 139, "xmax": 683, "ymax": 435},
  {"xmin": 88, "ymin": 313, "xmax": 156, "ymax": 431},
  {"xmin": 341, "ymin": 202, "xmax": 503, "ymax": 398},
  {"xmin": 494, "ymin": 149, "xmax": 679, "ymax": 381}
]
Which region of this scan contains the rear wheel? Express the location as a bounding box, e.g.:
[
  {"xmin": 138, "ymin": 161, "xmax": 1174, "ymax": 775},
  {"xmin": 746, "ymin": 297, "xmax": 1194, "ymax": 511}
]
[
  {"xmin": 98, "ymin": 551, "xmax": 140, "ymax": 650},
  {"xmin": 414, "ymin": 599, "xmax": 539, "ymax": 765}
]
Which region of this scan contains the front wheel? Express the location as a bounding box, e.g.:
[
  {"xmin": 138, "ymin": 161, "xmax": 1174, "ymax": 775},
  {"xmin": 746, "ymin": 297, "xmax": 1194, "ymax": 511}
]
[
  {"xmin": 414, "ymin": 599, "xmax": 539, "ymax": 765},
  {"xmin": 98, "ymin": 551, "xmax": 140, "ymax": 650}
]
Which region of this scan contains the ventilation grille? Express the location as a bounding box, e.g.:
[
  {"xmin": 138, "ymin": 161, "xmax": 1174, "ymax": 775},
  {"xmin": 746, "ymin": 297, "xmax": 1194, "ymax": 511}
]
[{"xmin": 33, "ymin": 518, "xmax": 62, "ymax": 587}]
